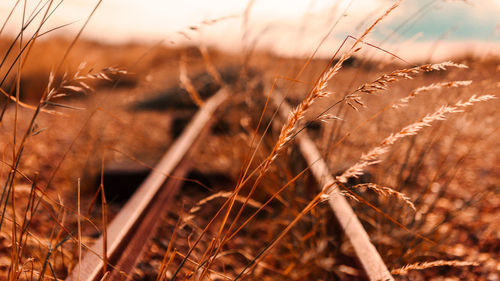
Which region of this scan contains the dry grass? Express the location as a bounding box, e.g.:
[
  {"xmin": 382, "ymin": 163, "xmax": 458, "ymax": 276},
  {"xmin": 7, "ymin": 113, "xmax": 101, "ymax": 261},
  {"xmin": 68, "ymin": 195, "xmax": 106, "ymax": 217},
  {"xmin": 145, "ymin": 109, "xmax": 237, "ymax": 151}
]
[{"xmin": 0, "ymin": 1, "xmax": 498, "ymax": 281}]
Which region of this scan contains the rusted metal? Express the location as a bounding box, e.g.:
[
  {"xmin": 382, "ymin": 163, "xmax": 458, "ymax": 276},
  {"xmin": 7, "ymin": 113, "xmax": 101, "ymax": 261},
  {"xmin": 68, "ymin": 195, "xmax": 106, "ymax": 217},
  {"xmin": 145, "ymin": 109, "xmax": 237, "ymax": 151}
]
[
  {"xmin": 270, "ymin": 91, "xmax": 394, "ymax": 281},
  {"xmin": 66, "ymin": 88, "xmax": 229, "ymax": 281},
  {"xmin": 108, "ymin": 160, "xmax": 191, "ymax": 281}
]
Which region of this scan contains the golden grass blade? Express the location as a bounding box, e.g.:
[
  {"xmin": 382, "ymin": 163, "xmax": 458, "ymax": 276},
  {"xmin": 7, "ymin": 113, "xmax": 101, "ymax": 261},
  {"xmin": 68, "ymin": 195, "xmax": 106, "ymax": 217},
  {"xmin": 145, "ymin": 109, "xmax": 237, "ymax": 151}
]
[
  {"xmin": 391, "ymin": 260, "xmax": 479, "ymax": 275},
  {"xmin": 270, "ymin": 90, "xmax": 394, "ymax": 281},
  {"xmin": 337, "ymin": 94, "xmax": 496, "ymax": 184}
]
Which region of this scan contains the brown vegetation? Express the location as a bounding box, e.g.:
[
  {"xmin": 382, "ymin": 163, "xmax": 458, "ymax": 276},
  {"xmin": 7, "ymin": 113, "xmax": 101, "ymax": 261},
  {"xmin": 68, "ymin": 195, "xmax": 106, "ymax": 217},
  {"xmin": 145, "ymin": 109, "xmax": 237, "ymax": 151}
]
[{"xmin": 0, "ymin": 1, "xmax": 498, "ymax": 281}]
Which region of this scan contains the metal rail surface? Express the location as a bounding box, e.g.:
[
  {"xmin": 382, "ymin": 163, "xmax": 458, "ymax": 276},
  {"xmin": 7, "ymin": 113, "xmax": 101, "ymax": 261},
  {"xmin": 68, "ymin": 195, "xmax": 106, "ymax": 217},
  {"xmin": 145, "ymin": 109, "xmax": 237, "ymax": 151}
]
[
  {"xmin": 270, "ymin": 91, "xmax": 394, "ymax": 281},
  {"xmin": 66, "ymin": 88, "xmax": 229, "ymax": 281}
]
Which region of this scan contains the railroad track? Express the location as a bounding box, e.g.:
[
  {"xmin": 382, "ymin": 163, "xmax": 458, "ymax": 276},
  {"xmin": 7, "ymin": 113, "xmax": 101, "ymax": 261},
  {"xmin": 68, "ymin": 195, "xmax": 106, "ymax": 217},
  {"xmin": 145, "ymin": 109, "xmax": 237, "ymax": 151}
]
[
  {"xmin": 66, "ymin": 86, "xmax": 393, "ymax": 281},
  {"xmin": 66, "ymin": 88, "xmax": 229, "ymax": 281},
  {"xmin": 270, "ymin": 91, "xmax": 394, "ymax": 281}
]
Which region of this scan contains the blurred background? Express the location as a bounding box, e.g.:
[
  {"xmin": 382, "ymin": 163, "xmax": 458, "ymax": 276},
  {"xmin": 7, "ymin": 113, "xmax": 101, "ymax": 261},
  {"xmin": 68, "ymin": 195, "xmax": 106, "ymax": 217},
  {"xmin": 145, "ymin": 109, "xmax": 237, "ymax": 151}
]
[{"xmin": 1, "ymin": 0, "xmax": 500, "ymax": 62}]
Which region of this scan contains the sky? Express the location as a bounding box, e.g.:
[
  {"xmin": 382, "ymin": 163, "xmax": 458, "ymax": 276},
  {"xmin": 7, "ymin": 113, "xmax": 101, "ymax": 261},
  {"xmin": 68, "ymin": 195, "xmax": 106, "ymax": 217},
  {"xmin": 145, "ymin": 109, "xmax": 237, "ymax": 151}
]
[{"xmin": 1, "ymin": 0, "xmax": 499, "ymax": 61}]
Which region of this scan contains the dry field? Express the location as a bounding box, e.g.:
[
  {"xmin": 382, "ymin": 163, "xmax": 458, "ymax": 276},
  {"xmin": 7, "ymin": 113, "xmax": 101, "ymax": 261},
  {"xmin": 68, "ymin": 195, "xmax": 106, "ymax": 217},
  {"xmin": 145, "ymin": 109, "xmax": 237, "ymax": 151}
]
[{"xmin": 0, "ymin": 2, "xmax": 499, "ymax": 281}]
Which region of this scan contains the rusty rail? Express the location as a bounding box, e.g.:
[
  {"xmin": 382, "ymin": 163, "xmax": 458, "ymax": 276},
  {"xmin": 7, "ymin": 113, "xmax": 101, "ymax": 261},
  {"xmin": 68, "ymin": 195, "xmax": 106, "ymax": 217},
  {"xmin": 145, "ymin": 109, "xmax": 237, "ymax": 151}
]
[
  {"xmin": 66, "ymin": 88, "xmax": 229, "ymax": 281},
  {"xmin": 270, "ymin": 91, "xmax": 394, "ymax": 281},
  {"xmin": 66, "ymin": 85, "xmax": 392, "ymax": 281}
]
